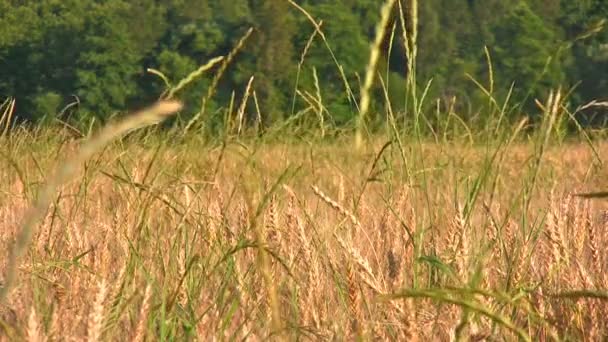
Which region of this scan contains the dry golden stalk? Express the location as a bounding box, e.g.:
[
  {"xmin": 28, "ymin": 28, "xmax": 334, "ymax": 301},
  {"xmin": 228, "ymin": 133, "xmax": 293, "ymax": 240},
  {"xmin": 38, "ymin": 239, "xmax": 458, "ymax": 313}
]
[
  {"xmin": 335, "ymin": 235, "xmax": 374, "ymax": 282},
  {"xmin": 338, "ymin": 174, "xmax": 345, "ymax": 204},
  {"xmin": 133, "ymin": 285, "xmax": 152, "ymax": 342},
  {"xmin": 311, "ymin": 185, "xmax": 361, "ymax": 228},
  {"xmin": 577, "ymin": 224, "xmax": 604, "ymax": 338},
  {"xmin": 284, "ymin": 186, "xmax": 313, "ymax": 256},
  {"xmin": 589, "ymin": 308, "xmax": 600, "ymax": 342},
  {"xmin": 455, "ymin": 205, "xmax": 469, "ymax": 281},
  {"xmin": 265, "ymin": 193, "xmax": 280, "ymax": 245},
  {"xmin": 208, "ymin": 200, "xmax": 222, "ymax": 236},
  {"xmin": 510, "ymin": 221, "xmax": 527, "ymax": 287},
  {"xmin": 183, "ymin": 183, "xmax": 192, "ymax": 209},
  {"xmin": 335, "ymin": 234, "xmax": 384, "ymax": 295},
  {"xmin": 402, "ymin": 298, "xmax": 418, "ymax": 341},
  {"xmin": 556, "ymin": 193, "xmax": 571, "ymax": 267},
  {"xmin": 587, "ymin": 206, "xmax": 602, "ymax": 280},
  {"xmin": 213, "ymin": 182, "xmax": 225, "ymax": 214},
  {"xmin": 111, "ymin": 264, "xmax": 127, "ymax": 300},
  {"xmin": 48, "ymin": 304, "xmax": 61, "ymax": 340},
  {"xmin": 572, "ymin": 196, "xmax": 586, "ymax": 258},
  {"xmin": 347, "ymin": 261, "xmax": 363, "ymax": 337},
  {"xmin": 546, "ymin": 210, "xmax": 563, "ymax": 271},
  {"xmin": 483, "ymin": 202, "xmax": 499, "ymax": 248},
  {"xmin": 0, "ymin": 97, "xmax": 15, "ymax": 137},
  {"xmin": 285, "ymin": 187, "xmax": 322, "ymax": 327},
  {"xmin": 283, "ymin": 186, "xmax": 308, "ymax": 258},
  {"xmin": 386, "ymin": 249, "xmax": 400, "ymax": 287},
  {"xmin": 576, "ymin": 260, "xmax": 601, "ymax": 341},
  {"xmin": 262, "ymin": 191, "xmax": 281, "ymax": 328},
  {"xmin": 237, "ymin": 199, "xmax": 249, "ymax": 232},
  {"xmin": 87, "ymin": 279, "xmax": 107, "ymax": 342},
  {"xmin": 283, "ymin": 185, "xmax": 300, "ymax": 233},
  {"xmin": 236, "ymin": 76, "xmax": 255, "ymax": 135},
  {"xmin": 504, "ymin": 217, "xmax": 516, "ymax": 257},
  {"xmin": 446, "ymin": 204, "xmax": 468, "ymax": 281},
  {"xmin": 249, "ymin": 190, "xmax": 283, "ymax": 339},
  {"xmin": 603, "ymin": 210, "xmax": 608, "ymax": 262},
  {"xmin": 27, "ymin": 306, "xmax": 46, "ymax": 342}
]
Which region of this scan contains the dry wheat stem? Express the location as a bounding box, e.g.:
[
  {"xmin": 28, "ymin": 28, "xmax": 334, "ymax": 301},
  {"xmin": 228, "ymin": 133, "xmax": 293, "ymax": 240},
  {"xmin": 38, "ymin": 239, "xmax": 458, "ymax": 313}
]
[
  {"xmin": 311, "ymin": 185, "xmax": 361, "ymax": 228},
  {"xmin": 133, "ymin": 285, "xmax": 152, "ymax": 342},
  {"xmin": 87, "ymin": 279, "xmax": 107, "ymax": 342}
]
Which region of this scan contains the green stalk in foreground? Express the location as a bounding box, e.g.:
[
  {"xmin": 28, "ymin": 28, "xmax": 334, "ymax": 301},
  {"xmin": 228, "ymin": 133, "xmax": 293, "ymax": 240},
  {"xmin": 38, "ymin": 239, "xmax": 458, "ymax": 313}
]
[
  {"xmin": 0, "ymin": 100, "xmax": 183, "ymax": 302},
  {"xmin": 356, "ymin": 0, "xmax": 397, "ymax": 150}
]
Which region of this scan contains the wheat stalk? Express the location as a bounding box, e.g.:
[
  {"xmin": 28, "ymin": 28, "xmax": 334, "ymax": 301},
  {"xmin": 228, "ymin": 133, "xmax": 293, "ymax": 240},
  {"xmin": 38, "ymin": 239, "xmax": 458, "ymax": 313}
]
[
  {"xmin": 87, "ymin": 279, "xmax": 107, "ymax": 342},
  {"xmin": 27, "ymin": 306, "xmax": 46, "ymax": 342},
  {"xmin": 236, "ymin": 76, "xmax": 255, "ymax": 135},
  {"xmin": 311, "ymin": 184, "xmax": 360, "ymax": 228},
  {"xmin": 347, "ymin": 260, "xmax": 363, "ymax": 337},
  {"xmin": 133, "ymin": 285, "xmax": 152, "ymax": 342}
]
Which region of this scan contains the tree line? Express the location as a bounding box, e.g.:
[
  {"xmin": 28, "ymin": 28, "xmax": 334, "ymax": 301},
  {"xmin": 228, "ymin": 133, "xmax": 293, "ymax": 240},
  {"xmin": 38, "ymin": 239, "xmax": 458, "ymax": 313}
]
[{"xmin": 0, "ymin": 0, "xmax": 606, "ymax": 129}]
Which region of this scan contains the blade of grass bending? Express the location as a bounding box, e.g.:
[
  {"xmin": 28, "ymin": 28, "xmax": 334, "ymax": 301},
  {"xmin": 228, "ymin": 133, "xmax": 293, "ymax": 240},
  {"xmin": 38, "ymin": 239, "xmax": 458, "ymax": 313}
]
[
  {"xmin": 0, "ymin": 98, "xmax": 15, "ymax": 138},
  {"xmin": 381, "ymin": 288, "xmax": 531, "ymax": 342},
  {"xmin": 0, "ymin": 100, "xmax": 183, "ymax": 302},
  {"xmin": 574, "ymin": 192, "xmax": 608, "ymax": 199},
  {"xmin": 550, "ymin": 289, "xmax": 608, "ymax": 300},
  {"xmin": 166, "ymin": 57, "xmax": 224, "ymax": 99}
]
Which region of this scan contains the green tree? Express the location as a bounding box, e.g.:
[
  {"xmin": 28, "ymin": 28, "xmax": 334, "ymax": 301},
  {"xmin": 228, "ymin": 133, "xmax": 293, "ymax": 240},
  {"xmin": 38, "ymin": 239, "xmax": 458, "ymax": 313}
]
[
  {"xmin": 293, "ymin": 1, "xmax": 372, "ymax": 124},
  {"xmin": 490, "ymin": 1, "xmax": 565, "ymax": 111},
  {"xmin": 0, "ymin": 0, "xmax": 604, "ymax": 130},
  {"xmin": 0, "ymin": 0, "xmax": 86, "ymax": 121},
  {"xmin": 74, "ymin": 1, "xmax": 143, "ymax": 121},
  {"xmin": 560, "ymin": 0, "xmax": 608, "ymax": 105},
  {"xmin": 417, "ymin": 0, "xmax": 479, "ymax": 99},
  {"xmin": 144, "ymin": 0, "xmax": 253, "ymax": 123},
  {"xmin": 246, "ymin": 0, "xmax": 297, "ymax": 124}
]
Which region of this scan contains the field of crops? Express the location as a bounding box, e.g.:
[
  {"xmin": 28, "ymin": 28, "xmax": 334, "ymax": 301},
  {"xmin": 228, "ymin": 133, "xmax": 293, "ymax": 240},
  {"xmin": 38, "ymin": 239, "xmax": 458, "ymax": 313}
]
[{"xmin": 1, "ymin": 107, "xmax": 608, "ymax": 340}]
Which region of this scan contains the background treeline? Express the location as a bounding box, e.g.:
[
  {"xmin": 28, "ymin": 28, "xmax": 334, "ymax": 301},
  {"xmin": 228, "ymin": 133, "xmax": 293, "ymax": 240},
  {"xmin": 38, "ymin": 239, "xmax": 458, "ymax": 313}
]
[{"xmin": 0, "ymin": 0, "xmax": 606, "ymax": 129}]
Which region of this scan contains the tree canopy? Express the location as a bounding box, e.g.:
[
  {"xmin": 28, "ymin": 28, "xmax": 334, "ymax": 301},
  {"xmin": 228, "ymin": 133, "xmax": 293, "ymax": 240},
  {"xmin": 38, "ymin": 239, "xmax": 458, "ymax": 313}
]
[{"xmin": 0, "ymin": 0, "xmax": 606, "ymax": 128}]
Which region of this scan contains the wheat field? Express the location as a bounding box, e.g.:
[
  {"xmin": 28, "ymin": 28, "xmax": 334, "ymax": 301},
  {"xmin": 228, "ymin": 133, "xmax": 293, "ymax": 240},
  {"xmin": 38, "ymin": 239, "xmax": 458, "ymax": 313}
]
[{"xmin": 1, "ymin": 121, "xmax": 608, "ymax": 341}]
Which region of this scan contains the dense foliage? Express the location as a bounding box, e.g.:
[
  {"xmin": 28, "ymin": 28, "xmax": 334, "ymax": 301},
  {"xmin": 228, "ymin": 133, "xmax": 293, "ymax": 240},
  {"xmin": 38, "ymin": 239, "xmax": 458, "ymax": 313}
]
[{"xmin": 0, "ymin": 0, "xmax": 606, "ymax": 127}]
